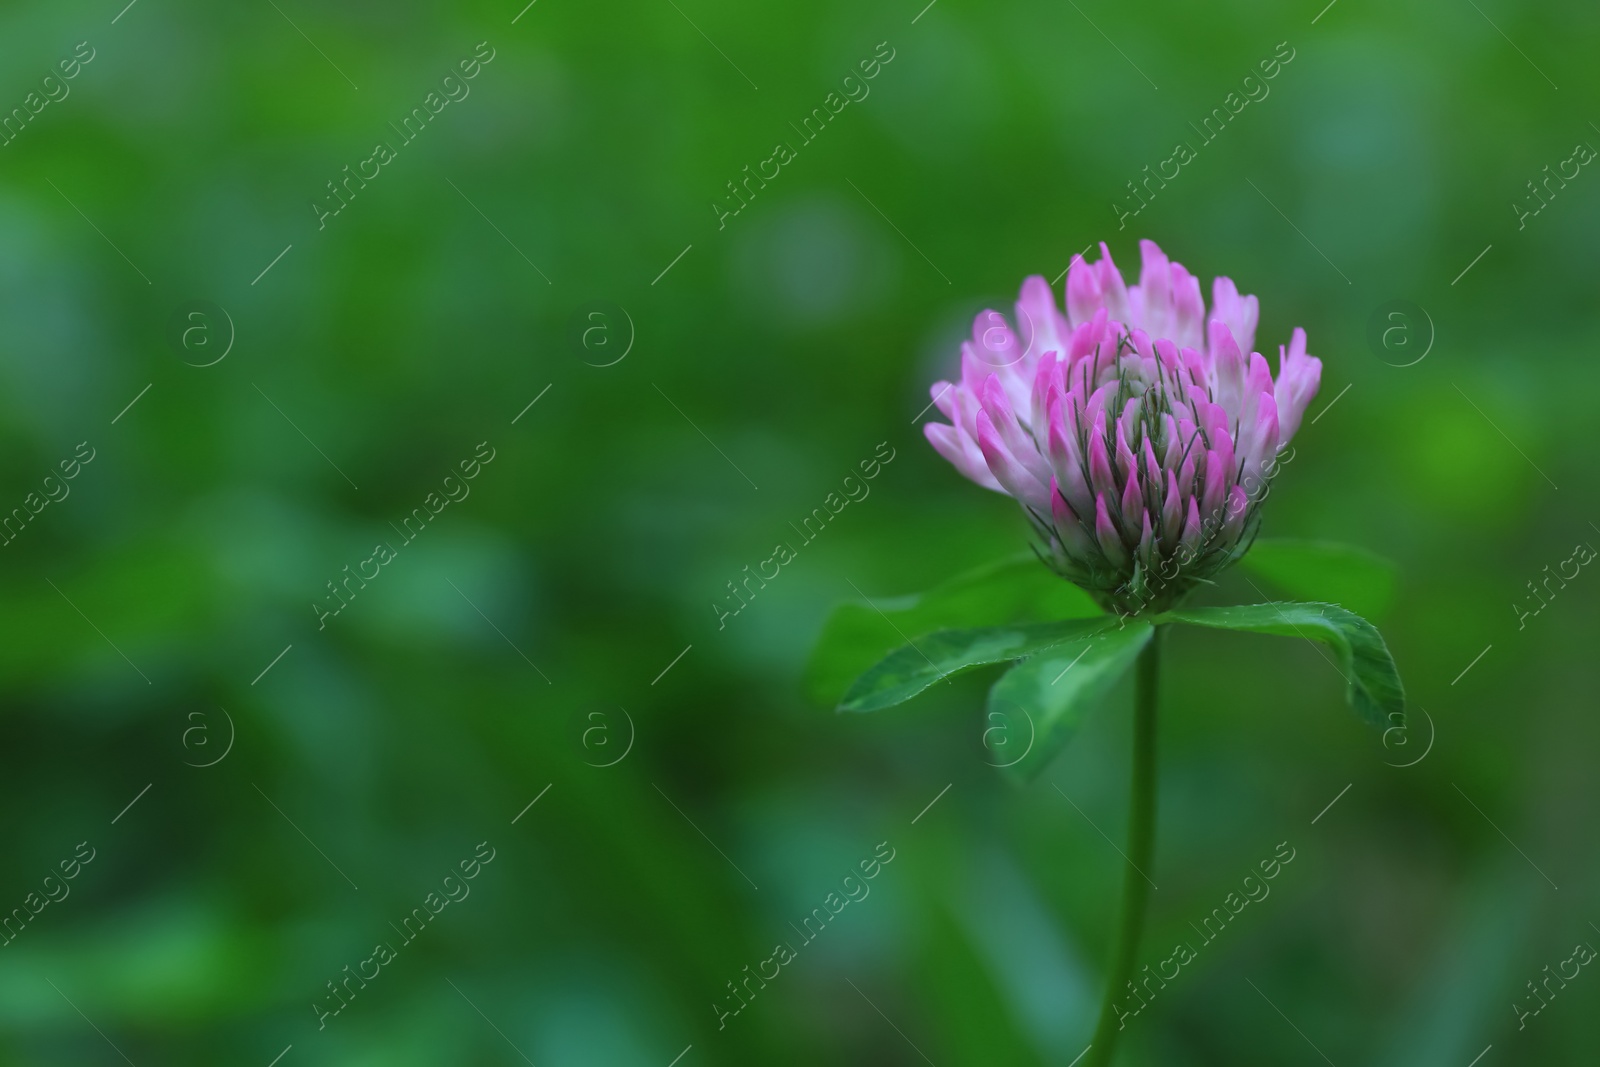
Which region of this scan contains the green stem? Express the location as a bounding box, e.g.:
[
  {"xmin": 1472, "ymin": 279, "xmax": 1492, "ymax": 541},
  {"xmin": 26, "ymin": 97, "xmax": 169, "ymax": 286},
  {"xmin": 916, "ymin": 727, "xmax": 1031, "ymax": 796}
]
[{"xmin": 1084, "ymin": 625, "xmax": 1162, "ymax": 1067}]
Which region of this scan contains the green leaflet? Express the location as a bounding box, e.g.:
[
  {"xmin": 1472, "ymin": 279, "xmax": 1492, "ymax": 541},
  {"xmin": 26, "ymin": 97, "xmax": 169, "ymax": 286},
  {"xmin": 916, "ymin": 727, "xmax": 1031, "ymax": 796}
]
[
  {"xmin": 1239, "ymin": 538, "xmax": 1398, "ymax": 619},
  {"xmin": 986, "ymin": 622, "xmax": 1155, "ymax": 782},
  {"xmin": 806, "ymin": 554, "xmax": 1100, "ymax": 707},
  {"xmin": 837, "ymin": 615, "xmax": 1125, "ymax": 714},
  {"xmin": 1157, "ymin": 601, "xmax": 1404, "ymax": 729},
  {"xmin": 829, "ymin": 584, "xmax": 1402, "ymax": 784}
]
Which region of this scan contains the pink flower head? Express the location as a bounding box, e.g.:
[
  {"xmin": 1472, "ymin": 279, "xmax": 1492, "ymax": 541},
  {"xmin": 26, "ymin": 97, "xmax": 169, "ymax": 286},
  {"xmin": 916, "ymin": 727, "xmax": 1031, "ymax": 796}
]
[{"xmin": 924, "ymin": 240, "xmax": 1321, "ymax": 613}]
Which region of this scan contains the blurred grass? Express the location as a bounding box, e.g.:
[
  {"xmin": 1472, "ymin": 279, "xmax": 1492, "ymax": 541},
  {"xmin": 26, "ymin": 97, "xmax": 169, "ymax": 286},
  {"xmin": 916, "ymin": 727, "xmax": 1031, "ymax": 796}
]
[{"xmin": 0, "ymin": 0, "xmax": 1596, "ymax": 1063}]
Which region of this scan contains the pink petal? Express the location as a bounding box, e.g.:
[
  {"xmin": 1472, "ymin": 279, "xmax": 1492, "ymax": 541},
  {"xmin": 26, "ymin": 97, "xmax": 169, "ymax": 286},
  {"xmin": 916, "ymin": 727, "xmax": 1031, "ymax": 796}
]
[
  {"xmin": 1169, "ymin": 260, "xmax": 1206, "ymax": 349},
  {"xmin": 971, "ymin": 312, "xmax": 1032, "ymax": 415},
  {"xmin": 1141, "ymin": 435, "xmax": 1162, "ymax": 488},
  {"xmin": 1181, "ymin": 347, "xmax": 1210, "ymax": 394},
  {"xmin": 925, "ymin": 421, "xmax": 1003, "ymax": 491},
  {"xmin": 1180, "ymin": 496, "xmax": 1204, "ymax": 551},
  {"xmin": 1161, "ymin": 470, "xmax": 1182, "ymax": 543},
  {"xmin": 1160, "ymin": 413, "xmax": 1182, "ymax": 468},
  {"xmin": 1245, "ymin": 352, "xmax": 1274, "ymax": 406},
  {"xmin": 1178, "ymin": 454, "xmax": 1197, "ymax": 501},
  {"xmin": 1135, "ymin": 239, "xmax": 1173, "ymax": 338},
  {"xmin": 972, "ymin": 309, "xmax": 1022, "ymax": 369},
  {"xmin": 976, "ymin": 409, "xmax": 1049, "ymax": 510},
  {"xmin": 1016, "ymin": 274, "xmax": 1069, "ymax": 365},
  {"xmin": 1274, "ymin": 327, "xmax": 1322, "ymax": 445},
  {"xmin": 1222, "ymin": 483, "xmax": 1250, "ymax": 539},
  {"xmin": 1212, "ymin": 426, "xmax": 1236, "ymax": 486},
  {"xmin": 1094, "ymin": 242, "xmax": 1131, "ymax": 323},
  {"xmin": 1066, "ymin": 254, "xmax": 1102, "ymax": 327},
  {"xmin": 1120, "ymin": 467, "xmax": 1145, "ymax": 533},
  {"xmin": 1241, "ymin": 391, "xmax": 1280, "ymax": 487},
  {"xmin": 1030, "ymin": 351, "xmax": 1060, "ymax": 433},
  {"xmin": 1050, "ymin": 475, "xmax": 1096, "ymax": 556},
  {"xmin": 959, "ymin": 341, "xmax": 989, "ymax": 397},
  {"xmin": 980, "ymin": 375, "xmax": 1052, "ymax": 487},
  {"xmin": 1088, "ymin": 419, "xmax": 1117, "ymax": 500},
  {"xmin": 1046, "ymin": 396, "xmax": 1093, "ymax": 516},
  {"xmin": 1095, "ymin": 493, "xmax": 1130, "ymax": 568},
  {"xmin": 1066, "ymin": 310, "xmax": 1104, "ymax": 364},
  {"xmin": 1084, "ymin": 381, "xmax": 1119, "ymax": 436},
  {"xmin": 1201, "ymin": 448, "xmax": 1228, "ymax": 519},
  {"xmin": 1235, "ymin": 352, "xmax": 1273, "ymax": 433},
  {"xmin": 1114, "ymin": 415, "xmax": 1138, "ymax": 481},
  {"xmin": 1211, "ymin": 276, "xmax": 1260, "ymax": 356},
  {"xmin": 1209, "ymin": 319, "xmax": 1247, "ymax": 419},
  {"xmin": 1153, "ymin": 337, "xmax": 1182, "ymax": 375}
]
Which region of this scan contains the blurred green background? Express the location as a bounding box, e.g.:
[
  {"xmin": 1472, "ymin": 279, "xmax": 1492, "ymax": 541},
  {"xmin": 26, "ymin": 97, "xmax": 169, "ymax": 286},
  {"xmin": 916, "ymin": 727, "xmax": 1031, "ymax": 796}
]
[{"xmin": 1, "ymin": 0, "xmax": 1596, "ymax": 1062}]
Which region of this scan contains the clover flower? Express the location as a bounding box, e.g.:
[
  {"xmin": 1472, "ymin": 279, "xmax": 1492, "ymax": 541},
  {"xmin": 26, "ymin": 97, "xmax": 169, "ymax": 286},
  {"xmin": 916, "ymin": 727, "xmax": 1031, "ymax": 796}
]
[
  {"xmin": 924, "ymin": 240, "xmax": 1321, "ymax": 613},
  {"xmin": 837, "ymin": 241, "xmax": 1394, "ymax": 1067}
]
